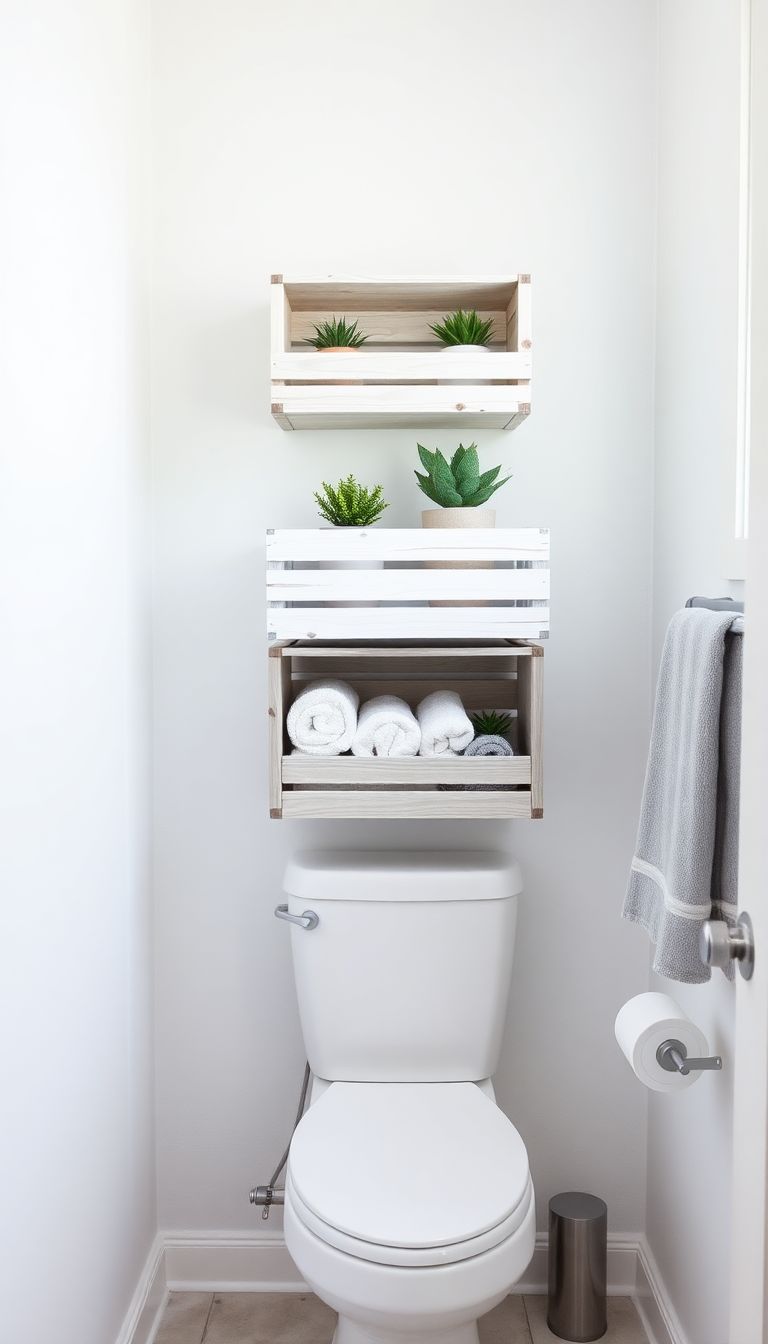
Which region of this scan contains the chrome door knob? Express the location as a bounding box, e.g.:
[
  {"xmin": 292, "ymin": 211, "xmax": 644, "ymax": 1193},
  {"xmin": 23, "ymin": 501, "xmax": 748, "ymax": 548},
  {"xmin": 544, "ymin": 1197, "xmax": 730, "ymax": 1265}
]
[{"xmin": 699, "ymin": 912, "xmax": 754, "ymax": 980}]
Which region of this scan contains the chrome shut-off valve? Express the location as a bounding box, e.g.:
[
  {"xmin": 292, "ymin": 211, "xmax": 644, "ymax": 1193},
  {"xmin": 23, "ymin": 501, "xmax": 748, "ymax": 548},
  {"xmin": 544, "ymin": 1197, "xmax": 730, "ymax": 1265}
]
[{"xmin": 249, "ymin": 1185, "xmax": 285, "ymax": 1220}]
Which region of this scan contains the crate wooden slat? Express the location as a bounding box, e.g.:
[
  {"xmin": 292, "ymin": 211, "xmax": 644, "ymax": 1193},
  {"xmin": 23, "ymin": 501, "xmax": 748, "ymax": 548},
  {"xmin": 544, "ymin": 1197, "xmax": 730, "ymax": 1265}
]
[
  {"xmin": 272, "ymin": 351, "xmax": 531, "ymax": 382},
  {"xmin": 287, "ymin": 679, "xmax": 521, "ymax": 711},
  {"xmin": 281, "ymin": 791, "xmax": 534, "ymax": 820},
  {"xmin": 282, "ymin": 756, "xmax": 531, "ymax": 785},
  {"xmin": 280, "ymin": 641, "xmax": 535, "ymax": 658},
  {"xmin": 271, "ymin": 405, "xmax": 530, "ymax": 432},
  {"xmin": 267, "ymin": 640, "xmax": 543, "ymax": 821},
  {"xmin": 270, "ymin": 386, "xmax": 530, "ymax": 432},
  {"xmin": 267, "ymin": 529, "xmax": 548, "ymax": 562},
  {"xmin": 518, "ymin": 650, "xmax": 544, "ymax": 816},
  {"xmin": 267, "ymin": 528, "xmax": 550, "ymax": 642},
  {"xmin": 270, "ymin": 274, "xmax": 531, "ymax": 430},
  {"xmin": 271, "ymin": 608, "xmax": 547, "ymax": 640},
  {"xmin": 268, "ymin": 569, "xmax": 548, "ymax": 603}
]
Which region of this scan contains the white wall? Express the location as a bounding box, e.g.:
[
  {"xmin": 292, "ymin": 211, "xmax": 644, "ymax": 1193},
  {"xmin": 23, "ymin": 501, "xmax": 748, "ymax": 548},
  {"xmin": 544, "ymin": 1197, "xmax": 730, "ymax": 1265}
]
[
  {"xmin": 0, "ymin": 3, "xmax": 155, "ymax": 1342},
  {"xmin": 647, "ymin": 3, "xmax": 743, "ymax": 1341},
  {"xmin": 151, "ymin": 0, "xmax": 657, "ymax": 1255}
]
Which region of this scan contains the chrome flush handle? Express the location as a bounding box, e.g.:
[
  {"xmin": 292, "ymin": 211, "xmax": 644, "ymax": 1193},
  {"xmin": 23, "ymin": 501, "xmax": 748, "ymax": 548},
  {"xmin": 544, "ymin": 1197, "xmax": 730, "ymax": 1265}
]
[{"xmin": 274, "ymin": 903, "xmax": 319, "ymax": 931}]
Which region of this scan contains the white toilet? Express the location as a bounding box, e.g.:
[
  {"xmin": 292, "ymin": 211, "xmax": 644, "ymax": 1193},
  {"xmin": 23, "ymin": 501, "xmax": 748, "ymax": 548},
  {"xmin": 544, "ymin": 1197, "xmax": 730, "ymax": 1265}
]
[{"xmin": 279, "ymin": 850, "xmax": 535, "ymax": 1344}]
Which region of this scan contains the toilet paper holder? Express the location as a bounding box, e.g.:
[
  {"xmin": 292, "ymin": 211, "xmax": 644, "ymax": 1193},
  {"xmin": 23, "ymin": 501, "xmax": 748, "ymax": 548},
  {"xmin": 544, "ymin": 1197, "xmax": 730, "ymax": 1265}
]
[{"xmin": 656, "ymin": 1039, "xmax": 723, "ymax": 1076}]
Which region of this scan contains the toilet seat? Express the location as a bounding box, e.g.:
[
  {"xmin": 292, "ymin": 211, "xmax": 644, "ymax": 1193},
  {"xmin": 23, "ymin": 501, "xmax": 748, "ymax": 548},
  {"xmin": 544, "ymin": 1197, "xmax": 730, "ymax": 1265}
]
[{"xmin": 287, "ymin": 1082, "xmax": 532, "ymax": 1268}]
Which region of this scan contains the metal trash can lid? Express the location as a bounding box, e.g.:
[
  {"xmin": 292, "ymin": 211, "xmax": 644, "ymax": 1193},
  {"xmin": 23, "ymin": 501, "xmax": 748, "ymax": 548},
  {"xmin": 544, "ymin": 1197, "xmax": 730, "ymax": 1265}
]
[{"xmin": 549, "ymin": 1192, "xmax": 607, "ymax": 1222}]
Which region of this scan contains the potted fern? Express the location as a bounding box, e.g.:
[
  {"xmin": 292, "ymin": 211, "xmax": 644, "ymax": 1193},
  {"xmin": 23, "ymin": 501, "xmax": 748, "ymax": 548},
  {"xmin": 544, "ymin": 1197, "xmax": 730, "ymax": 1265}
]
[
  {"xmin": 313, "ymin": 476, "xmax": 388, "ymax": 606},
  {"xmin": 314, "ymin": 476, "xmax": 388, "ymax": 527}
]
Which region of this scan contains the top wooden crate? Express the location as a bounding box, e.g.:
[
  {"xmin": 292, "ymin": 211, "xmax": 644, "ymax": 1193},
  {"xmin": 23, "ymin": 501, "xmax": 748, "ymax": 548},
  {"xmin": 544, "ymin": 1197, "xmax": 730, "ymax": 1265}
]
[{"xmin": 270, "ymin": 275, "xmax": 532, "ymax": 430}]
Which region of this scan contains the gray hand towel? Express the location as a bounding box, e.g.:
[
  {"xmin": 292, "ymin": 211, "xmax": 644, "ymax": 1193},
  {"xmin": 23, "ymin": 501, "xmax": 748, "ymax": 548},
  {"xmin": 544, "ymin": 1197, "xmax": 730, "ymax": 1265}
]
[
  {"xmin": 711, "ymin": 631, "xmax": 742, "ymax": 943},
  {"xmin": 623, "ymin": 608, "xmax": 742, "ymax": 983}
]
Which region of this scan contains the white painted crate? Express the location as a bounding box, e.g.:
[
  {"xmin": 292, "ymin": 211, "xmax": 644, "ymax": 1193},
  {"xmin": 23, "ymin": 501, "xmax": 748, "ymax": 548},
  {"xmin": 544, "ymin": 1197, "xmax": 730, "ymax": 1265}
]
[
  {"xmin": 266, "ymin": 528, "xmax": 550, "ymax": 641},
  {"xmin": 270, "ymin": 274, "xmax": 532, "ymax": 430}
]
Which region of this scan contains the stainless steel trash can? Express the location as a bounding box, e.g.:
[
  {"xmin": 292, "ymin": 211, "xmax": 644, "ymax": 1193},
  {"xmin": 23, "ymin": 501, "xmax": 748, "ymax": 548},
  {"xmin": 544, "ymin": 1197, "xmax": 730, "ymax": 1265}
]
[{"xmin": 547, "ymin": 1192, "xmax": 607, "ymax": 1341}]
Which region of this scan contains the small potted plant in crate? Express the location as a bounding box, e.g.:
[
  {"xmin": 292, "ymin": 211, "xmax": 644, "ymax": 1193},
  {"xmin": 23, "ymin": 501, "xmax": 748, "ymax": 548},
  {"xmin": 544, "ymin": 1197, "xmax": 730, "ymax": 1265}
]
[
  {"xmin": 314, "ymin": 475, "xmax": 388, "ymax": 527},
  {"xmin": 471, "ymin": 710, "xmax": 514, "ymax": 743},
  {"xmin": 430, "ymin": 309, "xmax": 495, "ymax": 383},
  {"xmin": 429, "ymin": 308, "xmax": 495, "ymax": 351},
  {"xmin": 305, "ymin": 315, "xmax": 370, "ymax": 352},
  {"xmin": 415, "ymin": 444, "xmax": 510, "ymax": 606},
  {"xmin": 314, "ymin": 475, "xmax": 389, "ymax": 606},
  {"xmin": 305, "ymin": 316, "xmax": 370, "ymax": 384}
]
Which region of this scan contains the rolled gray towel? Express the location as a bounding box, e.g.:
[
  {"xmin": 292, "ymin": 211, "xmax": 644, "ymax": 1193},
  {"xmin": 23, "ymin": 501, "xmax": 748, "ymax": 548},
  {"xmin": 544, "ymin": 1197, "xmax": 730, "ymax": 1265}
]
[
  {"xmin": 438, "ymin": 733, "xmax": 514, "ymax": 790},
  {"xmin": 463, "ymin": 733, "xmax": 514, "ymax": 790},
  {"xmin": 464, "ymin": 734, "xmax": 514, "ymax": 759}
]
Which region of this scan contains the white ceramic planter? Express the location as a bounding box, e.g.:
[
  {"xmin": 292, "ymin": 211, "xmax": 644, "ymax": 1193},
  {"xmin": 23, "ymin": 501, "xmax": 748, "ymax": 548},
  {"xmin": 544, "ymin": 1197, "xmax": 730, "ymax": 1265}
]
[
  {"xmin": 439, "ymin": 345, "xmax": 491, "ymax": 385},
  {"xmin": 421, "ymin": 507, "xmax": 496, "ymax": 531},
  {"xmin": 421, "ymin": 508, "xmax": 495, "ymax": 606}
]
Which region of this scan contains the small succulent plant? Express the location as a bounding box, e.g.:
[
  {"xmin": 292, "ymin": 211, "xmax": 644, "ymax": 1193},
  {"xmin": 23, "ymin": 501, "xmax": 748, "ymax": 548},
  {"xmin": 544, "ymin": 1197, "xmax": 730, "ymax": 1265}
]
[
  {"xmin": 415, "ymin": 443, "xmax": 511, "ymax": 508},
  {"xmin": 305, "ymin": 316, "xmax": 370, "ymax": 349},
  {"xmin": 314, "ymin": 475, "xmax": 389, "ymax": 527},
  {"xmin": 471, "ymin": 709, "xmax": 514, "ymax": 738},
  {"xmin": 429, "ymin": 309, "xmax": 494, "ymax": 347}
]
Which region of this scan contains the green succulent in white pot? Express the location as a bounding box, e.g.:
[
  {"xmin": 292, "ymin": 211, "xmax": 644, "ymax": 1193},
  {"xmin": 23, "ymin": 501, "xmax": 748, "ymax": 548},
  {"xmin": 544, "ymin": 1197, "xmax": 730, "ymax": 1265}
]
[
  {"xmin": 415, "ymin": 443, "xmax": 511, "ymax": 530},
  {"xmin": 415, "ymin": 444, "xmax": 511, "ymax": 607},
  {"xmin": 429, "ymin": 309, "xmax": 495, "ymax": 352},
  {"xmin": 430, "ymin": 310, "xmax": 496, "ymax": 385}
]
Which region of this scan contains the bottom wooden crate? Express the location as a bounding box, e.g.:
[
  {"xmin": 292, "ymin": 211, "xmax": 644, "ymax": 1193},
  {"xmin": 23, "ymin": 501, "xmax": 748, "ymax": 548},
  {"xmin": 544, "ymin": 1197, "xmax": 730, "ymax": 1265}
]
[{"xmin": 268, "ymin": 640, "xmax": 543, "ymax": 820}]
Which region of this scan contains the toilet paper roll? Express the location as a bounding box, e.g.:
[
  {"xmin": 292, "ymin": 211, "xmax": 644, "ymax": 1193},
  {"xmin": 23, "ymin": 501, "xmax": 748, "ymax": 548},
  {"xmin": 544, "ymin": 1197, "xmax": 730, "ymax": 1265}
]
[{"xmin": 615, "ymin": 992, "xmax": 709, "ymax": 1092}]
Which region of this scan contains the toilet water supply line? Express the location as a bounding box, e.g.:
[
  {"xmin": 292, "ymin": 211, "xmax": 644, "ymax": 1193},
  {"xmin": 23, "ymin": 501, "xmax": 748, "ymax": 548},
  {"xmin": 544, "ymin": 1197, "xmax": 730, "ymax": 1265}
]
[{"xmin": 249, "ymin": 1061, "xmax": 311, "ymax": 1219}]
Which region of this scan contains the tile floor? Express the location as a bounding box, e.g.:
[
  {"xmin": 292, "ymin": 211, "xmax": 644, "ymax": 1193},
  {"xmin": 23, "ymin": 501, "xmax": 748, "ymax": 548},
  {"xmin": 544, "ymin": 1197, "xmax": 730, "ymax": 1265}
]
[{"xmin": 155, "ymin": 1291, "xmax": 649, "ymax": 1344}]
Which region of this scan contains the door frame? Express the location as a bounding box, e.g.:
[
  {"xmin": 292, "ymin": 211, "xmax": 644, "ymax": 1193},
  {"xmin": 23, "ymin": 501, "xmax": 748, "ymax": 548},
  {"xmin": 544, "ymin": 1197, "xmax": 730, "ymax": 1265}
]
[{"xmin": 729, "ymin": 0, "xmax": 768, "ymax": 1338}]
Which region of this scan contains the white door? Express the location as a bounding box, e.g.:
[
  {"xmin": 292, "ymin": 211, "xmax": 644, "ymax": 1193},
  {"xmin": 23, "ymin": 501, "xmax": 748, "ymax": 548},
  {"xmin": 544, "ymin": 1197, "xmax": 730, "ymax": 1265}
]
[{"xmin": 729, "ymin": 1, "xmax": 768, "ymax": 1338}]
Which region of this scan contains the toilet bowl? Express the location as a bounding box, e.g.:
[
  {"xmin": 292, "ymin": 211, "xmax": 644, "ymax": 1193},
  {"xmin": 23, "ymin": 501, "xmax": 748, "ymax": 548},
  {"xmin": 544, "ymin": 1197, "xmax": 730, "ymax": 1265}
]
[
  {"xmin": 277, "ymin": 852, "xmax": 534, "ymax": 1343},
  {"xmin": 284, "ymin": 1080, "xmax": 535, "ymax": 1344}
]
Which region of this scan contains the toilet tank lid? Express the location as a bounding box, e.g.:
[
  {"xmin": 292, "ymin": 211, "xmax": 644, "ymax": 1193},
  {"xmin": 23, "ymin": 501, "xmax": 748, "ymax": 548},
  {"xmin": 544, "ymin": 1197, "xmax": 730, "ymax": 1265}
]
[{"xmin": 283, "ymin": 851, "xmax": 522, "ymax": 902}]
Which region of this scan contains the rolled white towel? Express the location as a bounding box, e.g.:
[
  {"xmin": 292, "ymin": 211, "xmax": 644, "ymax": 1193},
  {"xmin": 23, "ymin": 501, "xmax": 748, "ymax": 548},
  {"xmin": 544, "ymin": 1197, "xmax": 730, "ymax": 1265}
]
[
  {"xmin": 287, "ymin": 678, "xmax": 359, "ymax": 756},
  {"xmin": 352, "ymin": 695, "xmax": 421, "ymax": 758},
  {"xmin": 416, "ymin": 689, "xmax": 473, "ymax": 757}
]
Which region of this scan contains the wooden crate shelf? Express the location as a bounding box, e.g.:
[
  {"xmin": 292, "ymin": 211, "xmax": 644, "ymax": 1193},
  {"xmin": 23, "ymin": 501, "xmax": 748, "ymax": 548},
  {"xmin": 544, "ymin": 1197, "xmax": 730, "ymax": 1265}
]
[
  {"xmin": 268, "ymin": 641, "xmax": 543, "ymax": 821},
  {"xmin": 270, "ymin": 274, "xmax": 532, "ymax": 430},
  {"xmin": 266, "ymin": 528, "xmax": 550, "ymax": 642}
]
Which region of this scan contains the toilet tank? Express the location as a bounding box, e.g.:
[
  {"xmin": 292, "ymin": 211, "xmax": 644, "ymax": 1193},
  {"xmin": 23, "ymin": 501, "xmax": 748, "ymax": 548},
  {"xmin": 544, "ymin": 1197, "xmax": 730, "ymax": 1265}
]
[{"xmin": 281, "ymin": 851, "xmax": 521, "ymax": 1082}]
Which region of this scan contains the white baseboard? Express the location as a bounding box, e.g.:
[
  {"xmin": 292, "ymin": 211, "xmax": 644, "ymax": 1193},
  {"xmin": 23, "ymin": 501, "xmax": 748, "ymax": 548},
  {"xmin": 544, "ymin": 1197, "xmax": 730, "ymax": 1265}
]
[
  {"xmin": 115, "ymin": 1234, "xmax": 168, "ymax": 1344},
  {"xmin": 634, "ymin": 1236, "xmax": 688, "ymax": 1344},
  {"xmin": 164, "ymin": 1230, "xmax": 307, "ymax": 1292},
  {"xmin": 121, "ymin": 1228, "xmax": 685, "ymax": 1344},
  {"xmin": 161, "ymin": 1229, "xmax": 638, "ymax": 1296}
]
